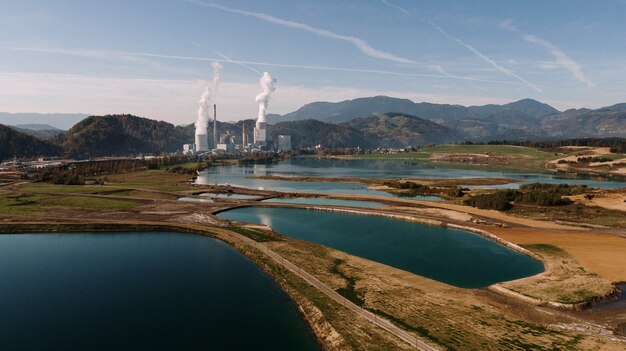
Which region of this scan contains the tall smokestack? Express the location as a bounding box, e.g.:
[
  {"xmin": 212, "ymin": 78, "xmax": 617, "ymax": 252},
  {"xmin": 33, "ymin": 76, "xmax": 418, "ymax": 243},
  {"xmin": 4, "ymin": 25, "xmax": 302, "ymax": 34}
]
[
  {"xmin": 254, "ymin": 72, "xmax": 276, "ymax": 147},
  {"xmin": 242, "ymin": 121, "xmax": 246, "ymax": 147},
  {"xmin": 194, "ymin": 61, "xmax": 223, "ymax": 152},
  {"xmin": 213, "ymin": 104, "xmax": 217, "ymax": 149}
]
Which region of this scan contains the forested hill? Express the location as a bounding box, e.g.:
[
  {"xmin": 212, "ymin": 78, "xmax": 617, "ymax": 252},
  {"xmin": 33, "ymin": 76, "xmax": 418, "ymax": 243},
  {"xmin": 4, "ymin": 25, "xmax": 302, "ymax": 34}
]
[
  {"xmin": 347, "ymin": 113, "xmax": 458, "ymax": 147},
  {"xmin": 61, "ymin": 114, "xmax": 246, "ymax": 159},
  {"xmin": 0, "ymin": 124, "xmax": 62, "ymax": 161},
  {"xmin": 61, "ymin": 115, "xmax": 191, "ymax": 159},
  {"xmin": 269, "ymin": 119, "xmax": 374, "ymax": 149}
]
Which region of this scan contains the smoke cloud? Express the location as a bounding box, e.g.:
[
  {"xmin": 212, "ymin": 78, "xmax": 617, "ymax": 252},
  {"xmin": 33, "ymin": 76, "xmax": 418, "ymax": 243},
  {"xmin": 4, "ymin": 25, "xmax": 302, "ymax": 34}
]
[
  {"xmin": 255, "ymin": 72, "xmax": 276, "ymax": 123},
  {"xmin": 195, "ymin": 61, "xmax": 223, "ymax": 135}
]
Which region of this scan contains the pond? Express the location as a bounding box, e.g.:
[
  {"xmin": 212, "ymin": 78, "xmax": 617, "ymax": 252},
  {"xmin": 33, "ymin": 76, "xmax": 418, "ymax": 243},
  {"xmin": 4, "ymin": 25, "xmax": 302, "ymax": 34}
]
[
  {"xmin": 262, "ymin": 197, "xmax": 385, "ymax": 208},
  {"xmin": 0, "ymin": 232, "xmax": 320, "ymax": 351},
  {"xmin": 218, "ymin": 207, "xmax": 544, "ymax": 288}
]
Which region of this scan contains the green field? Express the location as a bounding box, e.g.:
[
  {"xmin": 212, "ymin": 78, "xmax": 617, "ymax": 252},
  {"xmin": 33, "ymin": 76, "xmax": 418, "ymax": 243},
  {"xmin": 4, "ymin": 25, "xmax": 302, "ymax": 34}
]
[
  {"xmin": 0, "ymin": 193, "xmax": 141, "ymax": 214},
  {"xmin": 343, "ymin": 144, "xmax": 561, "ymax": 170},
  {"xmin": 420, "ymin": 144, "xmax": 557, "ymax": 159},
  {"xmin": 105, "ymin": 169, "xmax": 196, "ymax": 191}
]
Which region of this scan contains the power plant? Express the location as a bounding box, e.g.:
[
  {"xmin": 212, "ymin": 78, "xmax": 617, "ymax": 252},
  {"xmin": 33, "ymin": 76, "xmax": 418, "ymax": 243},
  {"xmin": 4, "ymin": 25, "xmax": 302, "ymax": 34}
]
[
  {"xmin": 213, "ymin": 104, "xmax": 217, "ymax": 150},
  {"xmin": 253, "ymin": 72, "xmax": 276, "ymax": 150},
  {"xmin": 193, "ymin": 61, "xmax": 222, "ymax": 153},
  {"xmin": 185, "ymin": 66, "xmax": 286, "ymax": 154}
]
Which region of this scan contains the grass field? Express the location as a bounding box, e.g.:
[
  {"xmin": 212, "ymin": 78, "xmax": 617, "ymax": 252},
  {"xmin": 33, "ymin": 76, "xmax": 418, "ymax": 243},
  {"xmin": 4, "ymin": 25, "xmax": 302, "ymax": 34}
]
[
  {"xmin": 421, "ymin": 144, "xmax": 557, "ymax": 159},
  {"xmin": 501, "ymin": 243, "xmax": 614, "ymax": 305},
  {"xmin": 164, "ymin": 162, "xmax": 200, "ymax": 170},
  {"xmin": 105, "ymin": 169, "xmax": 196, "ymax": 191},
  {"xmin": 19, "ymin": 183, "xmax": 120, "ymax": 194},
  {"xmin": 0, "ymin": 193, "xmax": 140, "ymax": 214},
  {"xmin": 344, "ymin": 144, "xmax": 562, "ymax": 170}
]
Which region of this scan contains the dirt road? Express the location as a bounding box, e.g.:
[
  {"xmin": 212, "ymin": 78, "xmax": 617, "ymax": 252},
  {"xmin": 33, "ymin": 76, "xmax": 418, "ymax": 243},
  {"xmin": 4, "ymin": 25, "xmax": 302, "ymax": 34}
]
[{"xmin": 227, "ymin": 229, "xmax": 439, "ymax": 351}]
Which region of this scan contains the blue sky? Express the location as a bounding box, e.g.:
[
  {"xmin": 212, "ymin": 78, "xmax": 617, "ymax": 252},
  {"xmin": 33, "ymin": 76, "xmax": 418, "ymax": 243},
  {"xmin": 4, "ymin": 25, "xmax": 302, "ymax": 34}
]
[{"xmin": 1, "ymin": 0, "xmax": 625, "ymax": 124}]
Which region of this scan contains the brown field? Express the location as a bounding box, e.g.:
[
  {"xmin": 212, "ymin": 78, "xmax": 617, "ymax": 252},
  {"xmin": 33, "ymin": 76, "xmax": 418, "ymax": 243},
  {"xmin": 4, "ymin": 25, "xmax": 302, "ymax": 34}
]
[{"xmin": 490, "ymin": 227, "xmax": 626, "ymax": 283}]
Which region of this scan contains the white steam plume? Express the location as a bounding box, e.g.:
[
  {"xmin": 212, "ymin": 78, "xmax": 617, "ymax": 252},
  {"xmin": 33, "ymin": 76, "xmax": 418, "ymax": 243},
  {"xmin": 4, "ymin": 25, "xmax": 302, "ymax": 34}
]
[
  {"xmin": 195, "ymin": 61, "xmax": 223, "ymax": 135},
  {"xmin": 255, "ymin": 72, "xmax": 276, "ymax": 123}
]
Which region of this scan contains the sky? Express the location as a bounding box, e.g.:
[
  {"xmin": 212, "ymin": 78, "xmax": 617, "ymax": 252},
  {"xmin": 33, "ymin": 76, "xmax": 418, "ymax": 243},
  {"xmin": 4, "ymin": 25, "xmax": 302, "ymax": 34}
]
[{"xmin": 1, "ymin": 0, "xmax": 625, "ymax": 124}]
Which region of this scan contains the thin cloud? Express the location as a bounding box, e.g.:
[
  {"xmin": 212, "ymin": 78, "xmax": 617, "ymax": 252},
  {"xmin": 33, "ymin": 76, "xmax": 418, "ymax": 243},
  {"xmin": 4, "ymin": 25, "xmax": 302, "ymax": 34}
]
[
  {"xmin": 381, "ymin": 0, "xmax": 412, "ymax": 16},
  {"xmin": 429, "ymin": 21, "xmax": 543, "ymax": 92},
  {"xmin": 523, "ymin": 34, "xmax": 596, "ymax": 88},
  {"xmin": 7, "ymin": 46, "xmax": 517, "ymax": 86},
  {"xmin": 380, "ymin": 2, "xmax": 494, "ymax": 92},
  {"xmin": 431, "ymin": 64, "xmax": 483, "ymax": 90},
  {"xmin": 186, "ymin": 0, "xmax": 416, "ymax": 64},
  {"xmin": 498, "ymin": 19, "xmax": 517, "ymax": 32},
  {"xmin": 500, "ymin": 20, "xmax": 596, "ymax": 89}
]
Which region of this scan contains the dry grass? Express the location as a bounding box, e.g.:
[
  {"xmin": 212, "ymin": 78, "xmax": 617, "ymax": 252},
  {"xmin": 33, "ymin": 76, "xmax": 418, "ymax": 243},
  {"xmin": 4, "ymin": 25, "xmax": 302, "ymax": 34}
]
[
  {"xmin": 267, "ymin": 235, "xmax": 623, "ymax": 351},
  {"xmin": 499, "ymin": 244, "xmax": 615, "ymax": 304},
  {"xmin": 490, "ymin": 227, "xmax": 626, "ymax": 283}
]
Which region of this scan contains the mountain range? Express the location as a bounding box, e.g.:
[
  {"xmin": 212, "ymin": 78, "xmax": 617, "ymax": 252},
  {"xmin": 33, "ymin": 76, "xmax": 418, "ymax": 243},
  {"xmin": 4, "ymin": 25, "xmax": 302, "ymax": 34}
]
[
  {"xmin": 276, "ymin": 96, "xmax": 626, "ymax": 140},
  {"xmin": 0, "ymin": 113, "xmax": 88, "ymax": 130},
  {"xmin": 1, "ymin": 96, "xmax": 626, "ymax": 161}
]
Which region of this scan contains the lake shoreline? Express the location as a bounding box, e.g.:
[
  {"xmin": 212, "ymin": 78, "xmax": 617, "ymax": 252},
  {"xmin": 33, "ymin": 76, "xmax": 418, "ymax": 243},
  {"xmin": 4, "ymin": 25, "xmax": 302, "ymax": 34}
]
[{"xmin": 0, "ymin": 222, "xmax": 338, "ymax": 351}]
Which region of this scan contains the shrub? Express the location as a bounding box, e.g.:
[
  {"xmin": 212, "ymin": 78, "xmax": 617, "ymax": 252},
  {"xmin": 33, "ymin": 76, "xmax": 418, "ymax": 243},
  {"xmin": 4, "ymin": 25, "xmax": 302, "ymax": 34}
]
[
  {"xmin": 446, "ymin": 187, "xmax": 465, "ymax": 197},
  {"xmin": 464, "ymin": 190, "xmax": 519, "ymax": 211}
]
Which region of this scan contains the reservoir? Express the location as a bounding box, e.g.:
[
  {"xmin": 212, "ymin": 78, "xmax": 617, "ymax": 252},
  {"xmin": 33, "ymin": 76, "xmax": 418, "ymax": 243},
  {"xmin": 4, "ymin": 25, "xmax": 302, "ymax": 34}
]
[
  {"xmin": 0, "ymin": 232, "xmax": 320, "ymax": 351},
  {"xmin": 262, "ymin": 197, "xmax": 386, "ymax": 208},
  {"xmin": 196, "ymin": 158, "xmax": 626, "ymax": 193},
  {"xmin": 218, "ymin": 207, "xmax": 544, "ymax": 288}
]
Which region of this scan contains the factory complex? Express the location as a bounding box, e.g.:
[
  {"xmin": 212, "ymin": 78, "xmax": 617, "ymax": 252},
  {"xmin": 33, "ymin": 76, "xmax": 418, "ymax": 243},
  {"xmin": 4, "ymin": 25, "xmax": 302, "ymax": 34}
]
[{"xmin": 185, "ymin": 67, "xmax": 290, "ymax": 155}]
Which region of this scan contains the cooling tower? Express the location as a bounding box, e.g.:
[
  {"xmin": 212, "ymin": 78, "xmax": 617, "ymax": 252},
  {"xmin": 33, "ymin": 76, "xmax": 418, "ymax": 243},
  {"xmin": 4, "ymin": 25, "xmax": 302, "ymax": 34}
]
[
  {"xmin": 195, "ymin": 133, "xmax": 209, "ymax": 152},
  {"xmin": 254, "ymin": 121, "xmax": 267, "ymax": 146}
]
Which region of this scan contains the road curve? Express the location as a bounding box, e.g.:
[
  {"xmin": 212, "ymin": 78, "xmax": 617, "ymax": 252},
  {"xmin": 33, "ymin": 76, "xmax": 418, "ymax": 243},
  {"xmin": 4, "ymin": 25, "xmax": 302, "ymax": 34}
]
[{"xmin": 227, "ymin": 229, "xmax": 439, "ymax": 351}]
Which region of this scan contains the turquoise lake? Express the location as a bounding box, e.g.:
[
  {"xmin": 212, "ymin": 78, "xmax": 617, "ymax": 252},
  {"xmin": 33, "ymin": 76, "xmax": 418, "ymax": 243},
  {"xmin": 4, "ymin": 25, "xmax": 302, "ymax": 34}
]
[
  {"xmin": 0, "ymin": 232, "xmax": 320, "ymax": 351},
  {"xmin": 218, "ymin": 207, "xmax": 544, "ymax": 288},
  {"xmin": 262, "ymin": 197, "xmax": 386, "ymax": 207}
]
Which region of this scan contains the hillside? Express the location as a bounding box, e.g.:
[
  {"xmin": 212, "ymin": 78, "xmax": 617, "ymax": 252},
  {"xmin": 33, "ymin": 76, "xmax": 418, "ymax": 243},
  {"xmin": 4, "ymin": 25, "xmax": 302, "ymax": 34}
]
[
  {"xmin": 269, "ymin": 119, "xmax": 373, "ymax": 149},
  {"xmin": 62, "ymin": 115, "xmax": 193, "ymax": 159},
  {"xmin": 541, "ymin": 109, "xmax": 626, "ymax": 138},
  {"xmin": 347, "ymin": 113, "xmax": 457, "ymax": 147},
  {"xmin": 280, "ymin": 96, "xmax": 477, "ymax": 124},
  {"xmin": 0, "ymin": 124, "xmax": 62, "ymax": 161},
  {"xmin": 469, "ymin": 99, "xmax": 559, "ymax": 119}
]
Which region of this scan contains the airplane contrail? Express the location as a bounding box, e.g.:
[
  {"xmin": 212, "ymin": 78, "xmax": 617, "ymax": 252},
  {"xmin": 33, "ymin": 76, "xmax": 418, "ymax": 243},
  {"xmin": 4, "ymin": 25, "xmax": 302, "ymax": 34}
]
[
  {"xmin": 186, "ymin": 0, "xmax": 416, "ymax": 64},
  {"xmin": 6, "ymin": 46, "xmax": 520, "ymax": 86},
  {"xmin": 215, "ymin": 51, "xmax": 262, "ymax": 75},
  {"xmin": 428, "ymin": 21, "xmax": 542, "ymax": 92}
]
